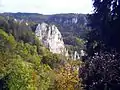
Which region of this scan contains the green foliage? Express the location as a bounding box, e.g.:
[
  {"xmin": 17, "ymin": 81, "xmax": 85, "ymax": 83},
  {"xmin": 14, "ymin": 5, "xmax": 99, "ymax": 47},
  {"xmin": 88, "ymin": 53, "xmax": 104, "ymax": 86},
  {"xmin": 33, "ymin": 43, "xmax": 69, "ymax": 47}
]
[
  {"xmin": 0, "ymin": 16, "xmax": 9, "ymax": 31},
  {"xmin": 75, "ymin": 37, "xmax": 85, "ymax": 46},
  {"xmin": 0, "ymin": 17, "xmax": 83, "ymax": 89},
  {"xmin": 41, "ymin": 53, "xmax": 61, "ymax": 69},
  {"xmin": 66, "ymin": 37, "xmax": 86, "ymax": 54},
  {"xmin": 7, "ymin": 58, "xmax": 36, "ymax": 90},
  {"xmin": 53, "ymin": 60, "xmax": 83, "ymax": 90},
  {"xmin": 0, "ymin": 29, "xmax": 53, "ymax": 90}
]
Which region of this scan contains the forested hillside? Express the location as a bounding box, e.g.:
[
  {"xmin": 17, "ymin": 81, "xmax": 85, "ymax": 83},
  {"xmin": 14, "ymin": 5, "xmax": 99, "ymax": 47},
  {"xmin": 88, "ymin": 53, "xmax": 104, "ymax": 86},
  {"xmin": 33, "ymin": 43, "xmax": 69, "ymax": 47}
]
[
  {"xmin": 0, "ymin": 15, "xmax": 83, "ymax": 90},
  {"xmin": 1, "ymin": 0, "xmax": 120, "ymax": 90},
  {"xmin": 1, "ymin": 13, "xmax": 89, "ymax": 53}
]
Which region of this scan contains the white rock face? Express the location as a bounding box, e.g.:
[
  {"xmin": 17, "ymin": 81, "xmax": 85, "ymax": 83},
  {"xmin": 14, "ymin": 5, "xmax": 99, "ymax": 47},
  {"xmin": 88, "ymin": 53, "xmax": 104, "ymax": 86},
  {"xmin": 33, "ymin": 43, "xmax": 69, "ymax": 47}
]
[
  {"xmin": 69, "ymin": 50, "xmax": 86, "ymax": 60},
  {"xmin": 35, "ymin": 22, "xmax": 68, "ymax": 55},
  {"xmin": 80, "ymin": 50, "xmax": 85, "ymax": 56},
  {"xmin": 70, "ymin": 51, "xmax": 80, "ymax": 60},
  {"xmin": 74, "ymin": 51, "xmax": 80, "ymax": 60}
]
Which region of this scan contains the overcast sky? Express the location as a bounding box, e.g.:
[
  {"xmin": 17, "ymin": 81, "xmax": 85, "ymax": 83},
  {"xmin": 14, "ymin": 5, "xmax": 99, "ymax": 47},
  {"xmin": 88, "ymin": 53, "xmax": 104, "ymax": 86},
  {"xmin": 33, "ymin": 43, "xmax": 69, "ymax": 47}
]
[{"xmin": 0, "ymin": 0, "xmax": 93, "ymax": 14}]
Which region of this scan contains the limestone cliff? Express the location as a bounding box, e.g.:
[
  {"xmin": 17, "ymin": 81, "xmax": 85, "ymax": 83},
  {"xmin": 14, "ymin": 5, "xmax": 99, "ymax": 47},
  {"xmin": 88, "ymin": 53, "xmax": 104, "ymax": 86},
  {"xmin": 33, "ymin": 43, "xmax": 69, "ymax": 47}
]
[
  {"xmin": 35, "ymin": 22, "xmax": 85, "ymax": 60},
  {"xmin": 35, "ymin": 22, "xmax": 68, "ymax": 56}
]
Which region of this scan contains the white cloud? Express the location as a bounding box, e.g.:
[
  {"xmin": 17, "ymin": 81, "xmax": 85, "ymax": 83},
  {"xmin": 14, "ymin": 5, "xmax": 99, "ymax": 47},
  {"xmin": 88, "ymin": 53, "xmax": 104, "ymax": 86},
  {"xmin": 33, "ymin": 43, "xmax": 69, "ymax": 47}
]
[{"xmin": 1, "ymin": 0, "xmax": 93, "ymax": 14}]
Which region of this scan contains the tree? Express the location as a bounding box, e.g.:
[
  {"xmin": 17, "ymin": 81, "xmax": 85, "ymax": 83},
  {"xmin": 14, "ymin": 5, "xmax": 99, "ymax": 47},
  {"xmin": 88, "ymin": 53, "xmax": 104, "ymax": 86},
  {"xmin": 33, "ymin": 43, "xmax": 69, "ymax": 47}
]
[
  {"xmin": 80, "ymin": 0, "xmax": 120, "ymax": 90},
  {"xmin": 87, "ymin": 0, "xmax": 120, "ymax": 53},
  {"xmin": 54, "ymin": 62, "xmax": 82, "ymax": 90},
  {"xmin": 0, "ymin": 29, "xmax": 54, "ymax": 90}
]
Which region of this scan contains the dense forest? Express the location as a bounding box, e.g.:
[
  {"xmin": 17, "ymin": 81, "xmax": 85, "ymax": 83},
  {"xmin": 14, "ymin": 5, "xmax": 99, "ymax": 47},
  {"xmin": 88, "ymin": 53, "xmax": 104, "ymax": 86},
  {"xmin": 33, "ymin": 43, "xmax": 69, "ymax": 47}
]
[
  {"xmin": 1, "ymin": 0, "xmax": 120, "ymax": 90},
  {"xmin": 0, "ymin": 14, "xmax": 83, "ymax": 90},
  {"xmin": 1, "ymin": 13, "xmax": 89, "ymax": 53}
]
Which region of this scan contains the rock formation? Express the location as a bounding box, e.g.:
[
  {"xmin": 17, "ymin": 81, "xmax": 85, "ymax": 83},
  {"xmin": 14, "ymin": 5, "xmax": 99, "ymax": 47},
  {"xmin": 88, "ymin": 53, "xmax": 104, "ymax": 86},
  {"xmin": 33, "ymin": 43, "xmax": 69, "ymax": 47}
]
[
  {"xmin": 69, "ymin": 51, "xmax": 80, "ymax": 60},
  {"xmin": 35, "ymin": 22, "xmax": 85, "ymax": 60},
  {"xmin": 35, "ymin": 22, "xmax": 68, "ymax": 56}
]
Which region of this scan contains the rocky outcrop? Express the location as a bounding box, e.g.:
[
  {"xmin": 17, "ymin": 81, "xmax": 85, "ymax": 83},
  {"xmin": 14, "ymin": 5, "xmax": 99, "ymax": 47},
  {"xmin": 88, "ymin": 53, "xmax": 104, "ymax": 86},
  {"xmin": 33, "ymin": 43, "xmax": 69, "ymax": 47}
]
[
  {"xmin": 69, "ymin": 51, "xmax": 80, "ymax": 60},
  {"xmin": 35, "ymin": 22, "xmax": 85, "ymax": 60},
  {"xmin": 35, "ymin": 22, "xmax": 69, "ymax": 56},
  {"xmin": 69, "ymin": 50, "xmax": 85, "ymax": 60}
]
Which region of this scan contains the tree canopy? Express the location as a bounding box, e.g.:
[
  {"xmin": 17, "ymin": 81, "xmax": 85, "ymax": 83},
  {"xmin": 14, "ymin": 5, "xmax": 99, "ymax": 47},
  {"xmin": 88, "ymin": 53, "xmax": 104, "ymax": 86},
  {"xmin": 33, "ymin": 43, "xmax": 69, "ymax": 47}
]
[{"xmin": 80, "ymin": 0, "xmax": 120, "ymax": 90}]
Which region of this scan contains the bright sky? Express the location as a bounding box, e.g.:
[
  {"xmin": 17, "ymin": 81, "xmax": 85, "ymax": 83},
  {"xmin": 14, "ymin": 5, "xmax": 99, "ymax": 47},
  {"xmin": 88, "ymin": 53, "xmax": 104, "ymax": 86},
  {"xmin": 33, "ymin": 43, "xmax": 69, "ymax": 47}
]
[{"xmin": 0, "ymin": 0, "xmax": 93, "ymax": 14}]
